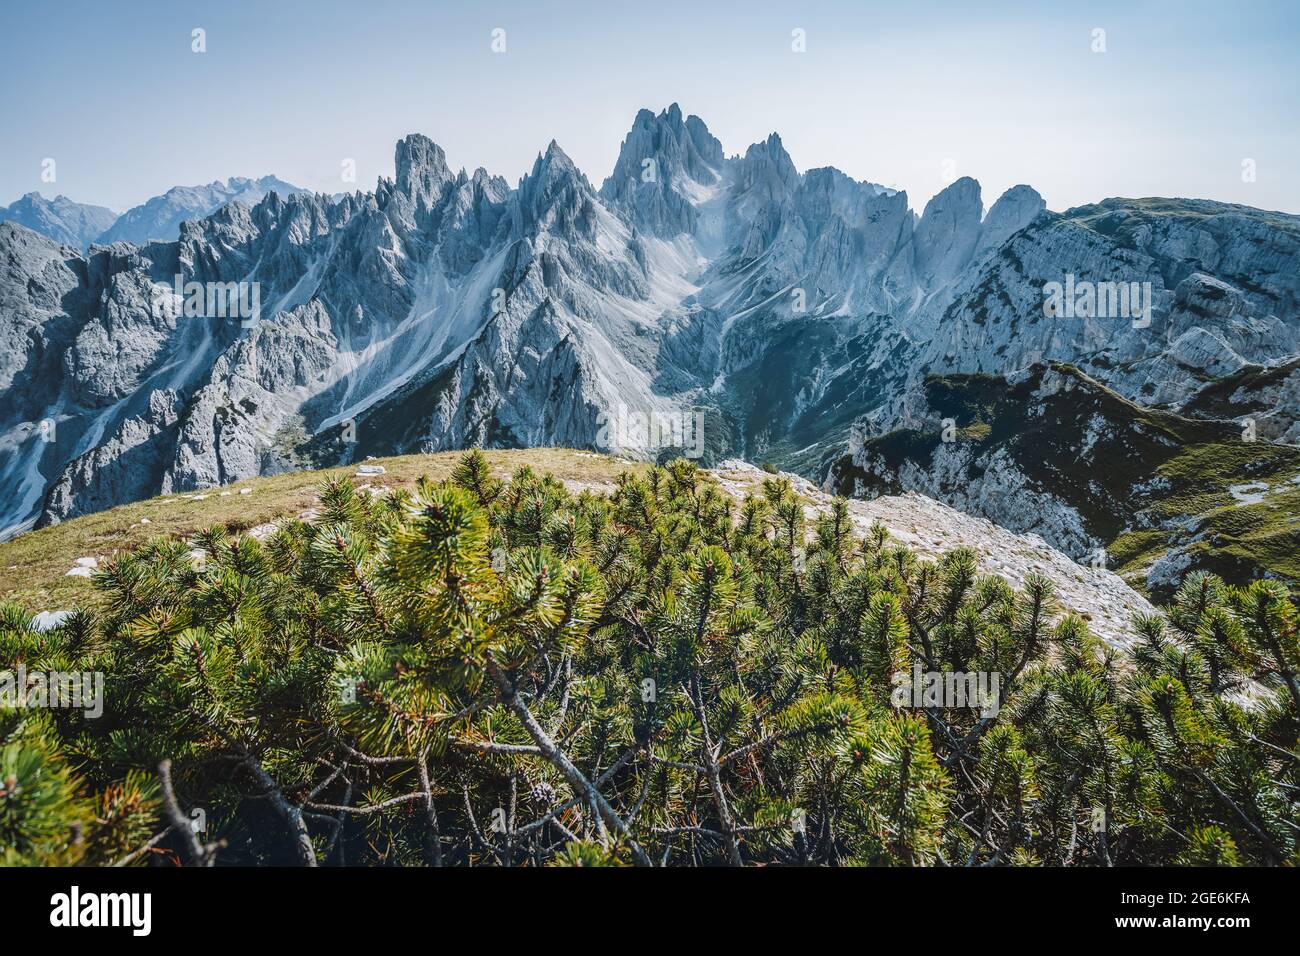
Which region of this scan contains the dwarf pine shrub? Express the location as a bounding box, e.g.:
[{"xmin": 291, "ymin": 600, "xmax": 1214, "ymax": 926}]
[{"xmin": 0, "ymin": 451, "xmax": 1296, "ymax": 866}]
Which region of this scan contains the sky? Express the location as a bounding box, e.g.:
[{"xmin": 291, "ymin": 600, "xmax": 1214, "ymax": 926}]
[{"xmin": 1, "ymin": 0, "xmax": 1297, "ymax": 216}]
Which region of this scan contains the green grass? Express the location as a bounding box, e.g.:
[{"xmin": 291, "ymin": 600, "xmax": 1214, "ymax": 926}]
[{"xmin": 0, "ymin": 448, "xmax": 642, "ymax": 612}]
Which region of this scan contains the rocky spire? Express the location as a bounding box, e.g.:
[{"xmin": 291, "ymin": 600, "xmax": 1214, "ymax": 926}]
[
  {"xmin": 394, "ymin": 134, "xmax": 454, "ymax": 212},
  {"xmin": 599, "ymin": 104, "xmax": 725, "ymax": 237},
  {"xmin": 513, "ymin": 140, "xmax": 598, "ymax": 237},
  {"xmin": 913, "ymin": 176, "xmax": 983, "ymax": 287},
  {"xmin": 975, "ymin": 184, "xmax": 1045, "ymax": 258}
]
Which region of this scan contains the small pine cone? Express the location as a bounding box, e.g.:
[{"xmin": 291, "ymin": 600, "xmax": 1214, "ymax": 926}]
[{"xmin": 530, "ymin": 781, "xmax": 556, "ymax": 806}]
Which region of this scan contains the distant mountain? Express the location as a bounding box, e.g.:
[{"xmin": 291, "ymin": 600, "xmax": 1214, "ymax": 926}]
[
  {"xmin": 0, "ymin": 192, "xmax": 117, "ymax": 249},
  {"xmin": 0, "ymin": 103, "xmax": 1296, "ymax": 598},
  {"xmin": 96, "ymin": 175, "xmax": 307, "ymax": 245}
]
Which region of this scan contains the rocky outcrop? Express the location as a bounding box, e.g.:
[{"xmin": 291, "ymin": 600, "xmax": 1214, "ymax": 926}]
[{"xmin": 828, "ymin": 364, "xmax": 1300, "ymax": 596}]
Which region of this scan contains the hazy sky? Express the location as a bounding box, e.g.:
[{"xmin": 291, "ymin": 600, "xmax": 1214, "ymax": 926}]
[{"xmin": 2, "ymin": 0, "xmax": 1297, "ymax": 215}]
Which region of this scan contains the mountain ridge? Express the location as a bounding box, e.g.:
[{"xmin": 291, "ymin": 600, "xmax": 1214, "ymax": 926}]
[
  {"xmin": 1, "ymin": 105, "xmax": 1296, "ymax": 589},
  {"xmin": 0, "ymin": 175, "xmax": 309, "ymax": 251},
  {"xmin": 0, "ymin": 191, "xmax": 118, "ymax": 249}
]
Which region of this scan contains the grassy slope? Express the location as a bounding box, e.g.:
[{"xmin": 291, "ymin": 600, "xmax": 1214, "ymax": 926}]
[
  {"xmin": 0, "ymin": 449, "xmax": 641, "ymax": 612},
  {"xmin": 832, "ymin": 364, "xmax": 1300, "ymax": 596},
  {"xmin": 1110, "ymin": 441, "xmax": 1300, "ymax": 594}
]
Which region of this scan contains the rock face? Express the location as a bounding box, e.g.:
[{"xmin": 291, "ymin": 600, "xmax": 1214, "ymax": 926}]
[
  {"xmin": 1, "ymin": 104, "xmax": 1297, "ymax": 546},
  {"xmin": 920, "ymin": 199, "xmax": 1300, "ymax": 398},
  {"xmin": 974, "ymin": 184, "xmax": 1047, "ymax": 259},
  {"xmin": 0, "ymin": 193, "xmax": 118, "ymax": 250},
  {"xmin": 1182, "ymin": 356, "xmax": 1300, "ymax": 444},
  {"xmin": 914, "ymin": 177, "xmax": 984, "ymax": 288}
]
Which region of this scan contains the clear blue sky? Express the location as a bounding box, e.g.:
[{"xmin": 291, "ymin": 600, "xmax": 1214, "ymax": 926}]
[{"xmin": 2, "ymin": 0, "xmax": 1296, "ymax": 214}]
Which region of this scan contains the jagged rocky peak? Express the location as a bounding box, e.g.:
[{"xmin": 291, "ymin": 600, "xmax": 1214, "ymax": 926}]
[
  {"xmin": 599, "ymin": 104, "xmax": 725, "ymax": 237},
  {"xmin": 524, "ymin": 140, "xmax": 590, "ymax": 195},
  {"xmin": 798, "ymin": 166, "xmax": 903, "ymax": 226},
  {"xmin": 734, "ymin": 132, "xmax": 800, "ymax": 204},
  {"xmin": 3, "ymin": 109, "xmax": 1299, "ymax": 557},
  {"xmin": 96, "ymin": 176, "xmax": 308, "ymax": 247},
  {"xmin": 513, "ymin": 140, "xmax": 599, "ymax": 237},
  {"xmin": 975, "ymin": 183, "xmax": 1045, "ymax": 257},
  {"xmin": 726, "ymin": 132, "xmax": 801, "ymax": 259},
  {"xmin": 394, "ymin": 133, "xmax": 455, "ymax": 211},
  {"xmin": 250, "ymin": 189, "xmax": 344, "ymax": 255},
  {"xmin": 469, "ymin": 166, "xmax": 510, "ymax": 199},
  {"xmin": 685, "ymin": 113, "xmax": 725, "ymax": 168},
  {"xmin": 603, "ymin": 104, "xmax": 725, "ymax": 194},
  {"xmin": 0, "ymin": 191, "xmax": 118, "ymax": 250},
  {"xmin": 433, "ymin": 167, "xmax": 511, "ymax": 275},
  {"xmin": 443, "ymin": 166, "xmax": 510, "ymax": 229},
  {"xmin": 790, "ymin": 167, "xmax": 916, "ymax": 306},
  {"xmin": 914, "ymin": 175, "xmax": 983, "ymax": 286}
]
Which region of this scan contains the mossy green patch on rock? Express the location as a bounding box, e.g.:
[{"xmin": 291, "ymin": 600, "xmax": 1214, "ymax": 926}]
[{"xmin": 829, "ymin": 362, "xmax": 1300, "ymax": 600}]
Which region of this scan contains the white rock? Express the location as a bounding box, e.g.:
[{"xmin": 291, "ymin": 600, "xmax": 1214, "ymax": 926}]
[{"xmin": 32, "ymin": 610, "xmax": 74, "ymax": 632}]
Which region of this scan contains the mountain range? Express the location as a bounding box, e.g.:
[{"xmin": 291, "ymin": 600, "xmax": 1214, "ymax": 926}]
[
  {"xmin": 0, "ymin": 175, "xmax": 307, "ymax": 250},
  {"xmin": 0, "ymin": 192, "xmax": 118, "ymax": 249},
  {"xmin": 1, "ymin": 104, "xmax": 1297, "ymax": 594}
]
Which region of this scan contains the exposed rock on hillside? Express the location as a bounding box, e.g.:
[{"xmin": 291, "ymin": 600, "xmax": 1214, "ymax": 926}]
[{"xmin": 714, "ymin": 460, "xmax": 1157, "ymax": 651}]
